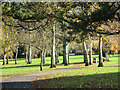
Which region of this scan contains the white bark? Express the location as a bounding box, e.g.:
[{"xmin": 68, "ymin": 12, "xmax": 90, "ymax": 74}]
[
  {"xmin": 83, "ymin": 41, "xmax": 89, "ymax": 66},
  {"xmin": 50, "ymin": 21, "xmax": 56, "ymax": 68},
  {"xmin": 89, "ymin": 39, "xmax": 93, "ymax": 65}
]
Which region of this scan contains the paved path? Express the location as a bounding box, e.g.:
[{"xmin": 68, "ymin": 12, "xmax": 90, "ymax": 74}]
[
  {"xmin": 2, "ymin": 67, "xmax": 82, "ymax": 88},
  {"xmin": 2, "ymin": 63, "xmax": 119, "ymax": 88}
]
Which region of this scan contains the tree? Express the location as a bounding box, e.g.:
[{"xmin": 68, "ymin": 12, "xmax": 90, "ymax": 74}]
[{"xmin": 98, "ymin": 35, "xmax": 103, "ymax": 67}]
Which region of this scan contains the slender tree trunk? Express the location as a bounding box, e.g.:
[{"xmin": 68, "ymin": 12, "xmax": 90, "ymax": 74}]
[
  {"xmin": 63, "ymin": 40, "xmax": 69, "ymax": 66},
  {"xmin": 89, "ymin": 39, "xmax": 93, "ymax": 65},
  {"xmin": 63, "ymin": 38, "xmax": 66, "ymax": 64},
  {"xmin": 68, "ymin": 50, "xmax": 70, "ymax": 64},
  {"xmin": 65, "ymin": 43, "xmax": 69, "ymax": 66},
  {"xmin": 50, "ymin": 21, "xmax": 56, "ymax": 68},
  {"xmin": 83, "ymin": 41, "xmax": 89, "ymax": 66},
  {"xmin": 105, "ymin": 50, "xmax": 109, "ymax": 61},
  {"xmin": 25, "ymin": 50, "xmax": 28, "ymax": 63},
  {"xmin": 40, "ymin": 50, "xmax": 43, "ymax": 71},
  {"xmin": 6, "ymin": 55, "xmax": 9, "ymax": 65},
  {"xmin": 28, "ymin": 44, "xmax": 32, "ymax": 64},
  {"xmin": 83, "ymin": 43, "xmax": 86, "ymax": 63},
  {"xmin": 55, "ymin": 51, "xmax": 59, "ymax": 64},
  {"xmin": 98, "ymin": 35, "xmax": 103, "ymax": 67},
  {"xmin": 43, "ymin": 50, "xmax": 46, "ymax": 64},
  {"xmin": 3, "ymin": 54, "xmax": 6, "ymax": 65},
  {"xmin": 15, "ymin": 46, "xmax": 18, "ymax": 64}
]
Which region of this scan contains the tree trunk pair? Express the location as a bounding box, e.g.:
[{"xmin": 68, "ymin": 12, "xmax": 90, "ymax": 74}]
[{"xmin": 83, "ymin": 39, "xmax": 93, "ymax": 65}]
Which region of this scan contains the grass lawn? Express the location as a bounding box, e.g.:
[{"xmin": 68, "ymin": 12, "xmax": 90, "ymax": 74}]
[
  {"xmin": 1, "ymin": 54, "xmax": 119, "ymax": 80},
  {"xmin": 31, "ymin": 65, "xmax": 119, "ymax": 88},
  {"xmin": 31, "ymin": 54, "xmax": 119, "ymax": 88}
]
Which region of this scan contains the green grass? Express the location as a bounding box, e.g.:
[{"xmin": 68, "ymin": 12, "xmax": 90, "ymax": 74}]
[
  {"xmin": 1, "ymin": 54, "xmax": 119, "ymax": 78},
  {"xmin": 30, "ymin": 54, "xmax": 119, "ymax": 88},
  {"xmin": 31, "ymin": 57, "xmax": 119, "ymax": 88}
]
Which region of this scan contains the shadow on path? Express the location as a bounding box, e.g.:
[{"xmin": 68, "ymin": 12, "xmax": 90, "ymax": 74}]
[{"xmin": 2, "ymin": 81, "xmax": 30, "ymax": 88}]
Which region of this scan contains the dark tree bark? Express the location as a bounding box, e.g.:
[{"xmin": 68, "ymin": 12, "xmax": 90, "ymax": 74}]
[
  {"xmin": 98, "ymin": 35, "xmax": 103, "ymax": 67},
  {"xmin": 40, "ymin": 50, "xmax": 43, "ymax": 71},
  {"xmin": 89, "ymin": 39, "xmax": 93, "ymax": 65},
  {"xmin": 68, "ymin": 51, "xmax": 70, "ymax": 64},
  {"xmin": 63, "ymin": 43, "xmax": 65, "ymax": 64},
  {"xmin": 15, "ymin": 46, "xmax": 18, "ymax": 64},
  {"xmin": 83, "ymin": 41, "xmax": 89, "ymax": 66},
  {"xmin": 43, "ymin": 50, "xmax": 46, "ymax": 64},
  {"xmin": 6, "ymin": 55, "xmax": 9, "ymax": 65},
  {"xmin": 50, "ymin": 21, "xmax": 56, "ymax": 68},
  {"xmin": 25, "ymin": 50, "xmax": 28, "ymax": 63}
]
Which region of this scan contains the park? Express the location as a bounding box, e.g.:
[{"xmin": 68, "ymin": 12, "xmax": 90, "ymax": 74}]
[{"xmin": 0, "ymin": 1, "xmax": 120, "ymax": 89}]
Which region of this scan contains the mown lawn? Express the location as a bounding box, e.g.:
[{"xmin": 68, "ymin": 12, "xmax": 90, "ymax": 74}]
[
  {"xmin": 1, "ymin": 54, "xmax": 119, "ymax": 79},
  {"xmin": 31, "ymin": 54, "xmax": 119, "ymax": 88}
]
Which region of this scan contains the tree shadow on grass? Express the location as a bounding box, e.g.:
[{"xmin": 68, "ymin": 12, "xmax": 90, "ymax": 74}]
[
  {"xmin": 2, "ymin": 62, "xmax": 84, "ymax": 69},
  {"xmin": 31, "ymin": 72, "xmax": 119, "ymax": 88}
]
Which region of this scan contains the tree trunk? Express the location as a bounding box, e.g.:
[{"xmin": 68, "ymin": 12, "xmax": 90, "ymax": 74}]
[
  {"xmin": 40, "ymin": 50, "xmax": 43, "ymax": 71},
  {"xmin": 25, "ymin": 50, "xmax": 28, "ymax": 63},
  {"xmin": 55, "ymin": 51, "xmax": 59, "ymax": 64},
  {"xmin": 3, "ymin": 54, "xmax": 6, "ymax": 65},
  {"xmin": 43, "ymin": 51, "xmax": 46, "ymax": 64},
  {"xmin": 50, "ymin": 21, "xmax": 56, "ymax": 68},
  {"xmin": 83, "ymin": 41, "xmax": 89, "ymax": 66},
  {"xmin": 63, "ymin": 38, "xmax": 66, "ymax": 64},
  {"xmin": 64, "ymin": 41, "xmax": 69, "ymax": 66},
  {"xmin": 83, "ymin": 43, "xmax": 86, "ymax": 63},
  {"xmin": 105, "ymin": 50, "xmax": 109, "ymax": 61},
  {"xmin": 6, "ymin": 55, "xmax": 9, "ymax": 65},
  {"xmin": 28, "ymin": 44, "xmax": 32, "ymax": 64},
  {"xmin": 15, "ymin": 46, "xmax": 18, "ymax": 64},
  {"xmin": 89, "ymin": 39, "xmax": 93, "ymax": 65},
  {"xmin": 68, "ymin": 51, "xmax": 70, "ymax": 64},
  {"xmin": 98, "ymin": 35, "xmax": 103, "ymax": 67}
]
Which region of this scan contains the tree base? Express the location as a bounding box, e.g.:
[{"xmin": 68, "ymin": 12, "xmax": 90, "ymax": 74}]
[
  {"xmin": 62, "ymin": 62, "xmax": 65, "ymax": 64},
  {"xmin": 98, "ymin": 64, "xmax": 103, "ymax": 67},
  {"xmin": 40, "ymin": 67, "xmax": 42, "ymax": 71},
  {"xmin": 64, "ymin": 64, "xmax": 68, "ymax": 66},
  {"xmin": 27, "ymin": 62, "xmax": 32, "ymax": 64},
  {"xmin": 85, "ymin": 63, "xmax": 89, "ymax": 66},
  {"xmin": 50, "ymin": 65, "xmax": 56, "ymax": 68}
]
